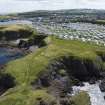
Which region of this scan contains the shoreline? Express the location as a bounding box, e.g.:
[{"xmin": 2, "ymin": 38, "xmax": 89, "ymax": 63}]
[{"xmin": 0, "ymin": 43, "xmax": 31, "ymax": 68}]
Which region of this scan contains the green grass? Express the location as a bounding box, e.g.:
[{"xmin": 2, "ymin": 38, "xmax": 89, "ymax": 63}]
[
  {"xmin": 96, "ymin": 20, "xmax": 105, "ymax": 23},
  {"xmin": 0, "ymin": 86, "xmax": 56, "ymax": 105},
  {"xmin": 0, "ymin": 24, "xmax": 34, "ymax": 40},
  {"xmin": 0, "ymin": 15, "xmax": 14, "ymax": 20},
  {"xmin": 4, "ymin": 36, "xmax": 105, "ymax": 85},
  {"xmin": 0, "ymin": 24, "xmax": 33, "ymax": 31},
  {"xmin": 0, "ymin": 35, "xmax": 105, "ymax": 105},
  {"xmin": 71, "ymin": 92, "xmax": 91, "ymax": 105}
]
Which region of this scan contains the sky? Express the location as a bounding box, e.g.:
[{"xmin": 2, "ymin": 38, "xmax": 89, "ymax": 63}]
[{"xmin": 1, "ymin": 0, "xmax": 105, "ymax": 14}]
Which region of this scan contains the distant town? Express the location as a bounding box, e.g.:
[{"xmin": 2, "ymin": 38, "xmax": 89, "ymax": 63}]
[{"xmin": 17, "ymin": 9, "xmax": 105, "ymax": 46}]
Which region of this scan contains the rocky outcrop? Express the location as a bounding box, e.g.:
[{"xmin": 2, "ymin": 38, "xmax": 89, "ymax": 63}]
[
  {"xmin": 28, "ymin": 35, "xmax": 47, "ymax": 47},
  {"xmin": 0, "ymin": 29, "xmax": 33, "ymax": 41},
  {"xmin": 46, "ymin": 56, "xmax": 102, "ymax": 81},
  {"xmin": 32, "ymin": 55, "xmax": 103, "ymax": 98},
  {"xmin": 0, "ymin": 73, "xmax": 15, "ymax": 95},
  {"xmin": 18, "ymin": 35, "xmax": 47, "ymax": 48},
  {"xmin": 99, "ymin": 80, "xmax": 105, "ymax": 92},
  {"xmin": 18, "ymin": 40, "xmax": 29, "ymax": 48},
  {"xmin": 32, "ymin": 69, "xmax": 72, "ymax": 97}
]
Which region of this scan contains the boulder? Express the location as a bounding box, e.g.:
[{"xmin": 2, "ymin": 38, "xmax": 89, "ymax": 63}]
[
  {"xmin": 39, "ymin": 74, "xmax": 50, "ymax": 87},
  {"xmin": 100, "ymin": 72, "xmax": 105, "ymax": 79},
  {"xmin": 18, "ymin": 40, "xmax": 28, "ymax": 48},
  {"xmin": 89, "ymin": 77, "xmax": 96, "ymax": 84},
  {"xmin": 99, "ymin": 80, "xmax": 105, "ymax": 92}
]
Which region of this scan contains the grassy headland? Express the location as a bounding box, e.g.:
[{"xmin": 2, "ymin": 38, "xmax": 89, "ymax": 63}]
[
  {"xmin": 0, "ymin": 34, "xmax": 104, "ymax": 104},
  {"xmin": 4, "ymin": 36, "xmax": 105, "ymax": 84},
  {"xmin": 0, "ymin": 24, "xmax": 34, "ymax": 41},
  {"xmin": 0, "ymin": 23, "xmax": 105, "ymax": 105}
]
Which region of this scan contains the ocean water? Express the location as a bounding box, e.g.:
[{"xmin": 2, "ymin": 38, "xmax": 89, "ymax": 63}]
[
  {"xmin": 0, "ymin": 48, "xmax": 23, "ymax": 65},
  {"xmin": 0, "ymin": 20, "xmax": 32, "ymax": 25}
]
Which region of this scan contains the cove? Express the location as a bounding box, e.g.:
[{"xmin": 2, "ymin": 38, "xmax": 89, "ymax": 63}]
[{"xmin": 0, "ymin": 48, "xmax": 23, "ymax": 65}]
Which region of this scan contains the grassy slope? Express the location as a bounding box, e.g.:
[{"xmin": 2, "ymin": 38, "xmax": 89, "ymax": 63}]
[
  {"xmin": 0, "ymin": 24, "xmax": 34, "ymax": 40},
  {"xmin": 71, "ymin": 92, "xmax": 91, "ymax": 105},
  {"xmin": 0, "ymin": 15, "xmax": 15, "ymax": 20},
  {"xmin": 0, "ymin": 36, "xmax": 105, "ymax": 104},
  {"xmin": 0, "ymin": 88, "xmax": 56, "ymax": 105},
  {"xmin": 5, "ymin": 36, "xmax": 105, "ymax": 85},
  {"xmin": 0, "ymin": 24, "xmax": 31, "ymax": 31}
]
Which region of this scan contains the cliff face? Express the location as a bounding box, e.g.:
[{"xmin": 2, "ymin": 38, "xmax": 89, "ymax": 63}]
[
  {"xmin": 31, "ymin": 55, "xmax": 103, "ymax": 99},
  {"xmin": 0, "ymin": 25, "xmax": 33, "ymax": 41},
  {"xmin": 46, "ymin": 56, "xmax": 102, "ymax": 80}
]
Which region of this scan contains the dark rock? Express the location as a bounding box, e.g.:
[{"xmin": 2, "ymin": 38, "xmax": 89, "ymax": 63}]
[
  {"xmin": 97, "ymin": 53, "xmax": 105, "ymax": 62},
  {"xmin": 0, "ymin": 29, "xmax": 33, "ymax": 41},
  {"xmin": 39, "ymin": 74, "xmax": 50, "ymax": 87},
  {"xmin": 32, "ymin": 56, "xmax": 103, "ymax": 98},
  {"xmin": 18, "ymin": 40, "xmax": 29, "ymax": 48},
  {"xmin": 89, "ymin": 77, "xmax": 96, "ymax": 84},
  {"xmin": 99, "ymin": 80, "xmax": 105, "ymax": 92},
  {"xmin": 36, "ymin": 97, "xmax": 47, "ymax": 105},
  {"xmin": 60, "ymin": 98, "xmax": 72, "ymax": 105},
  {"xmin": 100, "ymin": 72, "xmax": 105, "ymax": 79},
  {"xmin": 89, "ymin": 80, "xmax": 95, "ymax": 84},
  {"xmin": 39, "ymin": 99, "xmax": 47, "ymax": 105},
  {"xmin": 49, "ymin": 56, "xmax": 101, "ymax": 81},
  {"xmin": 104, "ymin": 96, "xmax": 105, "ymax": 100},
  {"xmin": 0, "ymin": 65, "xmax": 5, "ymax": 70},
  {"xmin": 72, "ymin": 78, "xmax": 80, "ymax": 86},
  {"xmin": 0, "ymin": 73, "xmax": 15, "ymax": 95},
  {"xmin": 36, "ymin": 97, "xmax": 56, "ymax": 105},
  {"xmin": 0, "ymin": 73, "xmax": 15, "ymax": 89},
  {"xmin": 28, "ymin": 35, "xmax": 47, "ymax": 48},
  {"xmin": 76, "ymin": 82, "xmax": 84, "ymax": 87}
]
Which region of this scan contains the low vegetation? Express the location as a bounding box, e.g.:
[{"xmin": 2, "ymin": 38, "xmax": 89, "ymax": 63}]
[
  {"xmin": 0, "ymin": 24, "xmax": 34, "ymax": 40},
  {"xmin": 0, "ymin": 15, "xmax": 16, "ymax": 20},
  {"xmin": 71, "ymin": 92, "xmax": 91, "ymax": 105},
  {"xmin": 0, "ymin": 34, "xmax": 104, "ymax": 104},
  {"xmin": 4, "ymin": 36, "xmax": 105, "ymax": 84}
]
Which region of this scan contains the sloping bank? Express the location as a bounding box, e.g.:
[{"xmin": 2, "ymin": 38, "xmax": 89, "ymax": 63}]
[
  {"xmin": 0, "ymin": 35, "xmax": 105, "ymax": 105},
  {"xmin": 0, "ymin": 24, "xmax": 33, "ymax": 41}
]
